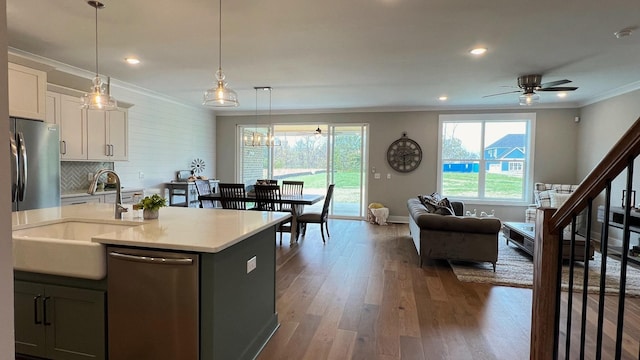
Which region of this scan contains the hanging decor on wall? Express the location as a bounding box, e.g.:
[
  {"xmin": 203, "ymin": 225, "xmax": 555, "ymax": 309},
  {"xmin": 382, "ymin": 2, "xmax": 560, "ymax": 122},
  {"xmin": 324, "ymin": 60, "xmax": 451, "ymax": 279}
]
[{"xmin": 191, "ymin": 158, "xmax": 206, "ymax": 174}]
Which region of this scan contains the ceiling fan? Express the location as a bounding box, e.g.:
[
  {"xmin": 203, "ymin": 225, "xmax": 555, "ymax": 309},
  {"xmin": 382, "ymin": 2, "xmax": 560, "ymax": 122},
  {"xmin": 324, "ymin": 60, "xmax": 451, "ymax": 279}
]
[{"xmin": 484, "ymin": 74, "xmax": 578, "ymax": 105}]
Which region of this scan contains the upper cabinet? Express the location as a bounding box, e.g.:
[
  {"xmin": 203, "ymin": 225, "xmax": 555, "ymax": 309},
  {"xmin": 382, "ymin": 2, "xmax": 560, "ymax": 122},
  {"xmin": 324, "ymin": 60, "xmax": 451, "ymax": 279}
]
[
  {"xmin": 87, "ymin": 108, "xmax": 128, "ymax": 161},
  {"xmin": 46, "ymin": 90, "xmax": 129, "ymax": 162},
  {"xmin": 47, "ymin": 92, "xmax": 88, "ymax": 160},
  {"xmin": 8, "ymin": 63, "xmax": 47, "ymax": 120}
]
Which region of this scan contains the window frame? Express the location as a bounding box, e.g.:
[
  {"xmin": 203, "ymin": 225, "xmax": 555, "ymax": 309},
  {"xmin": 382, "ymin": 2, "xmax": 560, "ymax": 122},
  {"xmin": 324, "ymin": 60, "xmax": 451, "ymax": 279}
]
[{"xmin": 437, "ymin": 113, "xmax": 536, "ymax": 206}]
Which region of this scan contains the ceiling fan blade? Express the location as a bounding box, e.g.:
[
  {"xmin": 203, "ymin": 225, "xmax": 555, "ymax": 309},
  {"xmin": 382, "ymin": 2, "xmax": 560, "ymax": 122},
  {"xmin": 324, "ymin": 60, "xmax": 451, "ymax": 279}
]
[
  {"xmin": 482, "ymin": 90, "xmax": 521, "ymax": 98},
  {"xmin": 540, "ymin": 79, "xmax": 572, "ymax": 88},
  {"xmin": 537, "ymin": 86, "xmax": 578, "ymax": 92}
]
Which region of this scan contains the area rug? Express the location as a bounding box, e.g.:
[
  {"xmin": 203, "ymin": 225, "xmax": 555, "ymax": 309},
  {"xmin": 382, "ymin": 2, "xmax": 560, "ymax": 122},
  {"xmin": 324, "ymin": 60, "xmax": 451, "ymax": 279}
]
[{"xmin": 449, "ymin": 236, "xmax": 640, "ymax": 297}]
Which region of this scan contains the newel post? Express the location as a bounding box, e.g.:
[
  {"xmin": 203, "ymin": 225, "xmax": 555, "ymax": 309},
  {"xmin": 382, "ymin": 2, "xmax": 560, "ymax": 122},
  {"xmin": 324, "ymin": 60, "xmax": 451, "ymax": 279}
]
[{"xmin": 530, "ymin": 207, "xmax": 561, "ymax": 360}]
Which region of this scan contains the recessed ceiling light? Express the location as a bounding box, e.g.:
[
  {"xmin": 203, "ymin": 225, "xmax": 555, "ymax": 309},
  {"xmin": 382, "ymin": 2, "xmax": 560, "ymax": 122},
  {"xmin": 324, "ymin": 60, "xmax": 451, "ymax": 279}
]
[
  {"xmin": 438, "ymin": 96, "xmax": 448, "ymax": 101},
  {"xmin": 469, "ymin": 47, "xmax": 487, "ymax": 55},
  {"xmin": 124, "ymin": 57, "xmax": 140, "ymax": 65},
  {"xmin": 557, "ymin": 92, "xmax": 567, "ymax": 98}
]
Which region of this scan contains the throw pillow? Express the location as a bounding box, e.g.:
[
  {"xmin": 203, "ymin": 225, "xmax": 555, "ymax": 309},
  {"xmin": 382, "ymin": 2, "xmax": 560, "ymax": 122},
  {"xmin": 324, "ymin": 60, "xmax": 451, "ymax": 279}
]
[
  {"xmin": 433, "ymin": 197, "xmax": 455, "ymax": 215},
  {"xmin": 549, "ymin": 192, "xmax": 572, "ymax": 208},
  {"xmin": 536, "ymin": 189, "xmax": 557, "ymax": 207}
]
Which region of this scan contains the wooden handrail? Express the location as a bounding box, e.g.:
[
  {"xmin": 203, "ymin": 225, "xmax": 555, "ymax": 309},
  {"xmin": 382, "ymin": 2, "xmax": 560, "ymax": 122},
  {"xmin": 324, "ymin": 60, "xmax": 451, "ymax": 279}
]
[{"xmin": 549, "ymin": 116, "xmax": 640, "ymax": 233}]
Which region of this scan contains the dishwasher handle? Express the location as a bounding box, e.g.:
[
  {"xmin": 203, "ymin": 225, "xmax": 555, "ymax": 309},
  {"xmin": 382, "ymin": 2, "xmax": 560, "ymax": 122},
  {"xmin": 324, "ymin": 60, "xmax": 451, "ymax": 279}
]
[{"xmin": 108, "ymin": 251, "xmax": 194, "ymax": 265}]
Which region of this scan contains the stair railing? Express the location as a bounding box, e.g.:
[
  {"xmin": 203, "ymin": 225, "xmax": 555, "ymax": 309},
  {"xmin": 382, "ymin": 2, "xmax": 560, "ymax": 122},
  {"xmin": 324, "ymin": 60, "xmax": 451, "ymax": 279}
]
[{"xmin": 531, "ymin": 116, "xmax": 640, "ymax": 359}]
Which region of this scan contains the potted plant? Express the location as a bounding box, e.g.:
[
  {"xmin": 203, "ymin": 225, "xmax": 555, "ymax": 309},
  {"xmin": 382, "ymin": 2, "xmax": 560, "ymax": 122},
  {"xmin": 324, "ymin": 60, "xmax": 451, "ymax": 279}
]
[{"xmin": 135, "ymin": 194, "xmax": 167, "ymax": 219}]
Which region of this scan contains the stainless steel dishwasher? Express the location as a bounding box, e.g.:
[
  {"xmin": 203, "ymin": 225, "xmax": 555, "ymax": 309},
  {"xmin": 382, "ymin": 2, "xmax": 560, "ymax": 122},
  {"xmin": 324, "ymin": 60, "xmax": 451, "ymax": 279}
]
[{"xmin": 107, "ymin": 246, "xmax": 199, "ymax": 360}]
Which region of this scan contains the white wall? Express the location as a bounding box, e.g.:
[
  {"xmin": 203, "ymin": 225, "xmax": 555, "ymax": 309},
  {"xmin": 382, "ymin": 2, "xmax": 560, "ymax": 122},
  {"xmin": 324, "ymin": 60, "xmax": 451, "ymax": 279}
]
[
  {"xmin": 217, "ymin": 108, "xmax": 580, "ymax": 222},
  {"xmin": 109, "ymin": 87, "xmax": 217, "ymax": 194},
  {"xmin": 1, "ymin": 0, "xmax": 16, "ymax": 356}
]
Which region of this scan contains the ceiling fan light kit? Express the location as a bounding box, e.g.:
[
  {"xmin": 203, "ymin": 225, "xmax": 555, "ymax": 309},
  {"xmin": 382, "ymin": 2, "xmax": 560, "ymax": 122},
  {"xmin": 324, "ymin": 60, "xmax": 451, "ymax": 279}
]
[
  {"xmin": 485, "ymin": 74, "xmax": 578, "ymax": 105},
  {"xmin": 81, "ymin": 0, "xmax": 117, "ymax": 111}
]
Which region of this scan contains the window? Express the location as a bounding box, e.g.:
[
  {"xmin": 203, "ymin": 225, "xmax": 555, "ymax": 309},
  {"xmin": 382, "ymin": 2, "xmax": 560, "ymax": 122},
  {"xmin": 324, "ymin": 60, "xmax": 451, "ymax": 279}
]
[{"xmin": 438, "ymin": 113, "xmax": 535, "ymax": 203}]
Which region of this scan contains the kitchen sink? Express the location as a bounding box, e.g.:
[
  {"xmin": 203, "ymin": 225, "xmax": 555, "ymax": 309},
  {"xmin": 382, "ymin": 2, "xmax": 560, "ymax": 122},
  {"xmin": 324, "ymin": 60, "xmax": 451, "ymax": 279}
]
[{"xmin": 13, "ymin": 220, "xmax": 141, "ymax": 280}]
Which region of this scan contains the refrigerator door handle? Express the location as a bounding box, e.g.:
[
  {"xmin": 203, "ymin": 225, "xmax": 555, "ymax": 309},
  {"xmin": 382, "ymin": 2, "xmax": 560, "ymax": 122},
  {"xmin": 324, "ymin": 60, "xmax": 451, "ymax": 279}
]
[
  {"xmin": 18, "ymin": 132, "xmax": 27, "ymax": 201},
  {"xmin": 10, "ymin": 134, "xmax": 18, "ymax": 202}
]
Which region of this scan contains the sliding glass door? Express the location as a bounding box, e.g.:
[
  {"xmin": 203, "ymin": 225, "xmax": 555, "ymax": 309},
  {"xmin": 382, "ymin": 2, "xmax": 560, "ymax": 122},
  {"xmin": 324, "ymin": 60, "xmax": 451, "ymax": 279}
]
[{"xmin": 238, "ymin": 123, "xmax": 368, "ymax": 219}]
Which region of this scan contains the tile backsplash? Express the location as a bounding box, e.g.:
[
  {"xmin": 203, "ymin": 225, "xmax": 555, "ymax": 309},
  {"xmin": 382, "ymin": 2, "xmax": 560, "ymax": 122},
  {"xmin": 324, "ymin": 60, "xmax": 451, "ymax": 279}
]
[{"xmin": 61, "ymin": 161, "xmax": 114, "ymax": 193}]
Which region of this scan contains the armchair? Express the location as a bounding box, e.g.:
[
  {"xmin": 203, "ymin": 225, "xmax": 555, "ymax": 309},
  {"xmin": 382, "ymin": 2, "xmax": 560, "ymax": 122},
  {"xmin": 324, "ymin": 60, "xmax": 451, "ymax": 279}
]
[{"xmin": 525, "ymin": 182, "xmax": 585, "ymax": 235}]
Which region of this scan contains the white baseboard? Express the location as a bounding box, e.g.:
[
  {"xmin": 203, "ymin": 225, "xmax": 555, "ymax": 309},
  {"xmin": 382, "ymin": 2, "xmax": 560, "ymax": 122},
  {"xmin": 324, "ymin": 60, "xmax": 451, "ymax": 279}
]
[{"xmin": 388, "ymin": 215, "xmax": 409, "ymax": 224}]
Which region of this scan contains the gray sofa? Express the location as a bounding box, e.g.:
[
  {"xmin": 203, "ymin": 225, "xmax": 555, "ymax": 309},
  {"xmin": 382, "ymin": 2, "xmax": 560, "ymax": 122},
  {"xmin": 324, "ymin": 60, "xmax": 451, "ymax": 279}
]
[{"xmin": 407, "ymin": 198, "xmax": 502, "ymax": 271}]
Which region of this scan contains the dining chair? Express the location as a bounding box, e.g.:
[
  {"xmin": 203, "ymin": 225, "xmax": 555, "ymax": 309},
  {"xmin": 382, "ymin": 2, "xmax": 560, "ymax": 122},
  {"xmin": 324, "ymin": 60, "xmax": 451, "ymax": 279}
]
[
  {"xmin": 280, "ymin": 180, "xmax": 304, "ymax": 213},
  {"xmin": 253, "ymin": 184, "xmax": 282, "ymax": 211},
  {"xmin": 298, "ymin": 184, "xmax": 335, "ymax": 243},
  {"xmin": 254, "ymin": 184, "xmax": 292, "ymax": 245},
  {"xmin": 218, "ymin": 183, "xmax": 247, "ymax": 210},
  {"xmin": 194, "ymin": 180, "xmax": 215, "ymax": 208}
]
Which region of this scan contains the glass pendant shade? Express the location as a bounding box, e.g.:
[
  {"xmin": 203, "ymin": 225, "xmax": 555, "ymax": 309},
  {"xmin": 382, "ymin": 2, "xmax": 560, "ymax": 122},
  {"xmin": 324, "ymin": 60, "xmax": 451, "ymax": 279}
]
[
  {"xmin": 81, "ymin": 1, "xmax": 117, "ymax": 110},
  {"xmin": 519, "ymin": 92, "xmax": 539, "ymax": 106},
  {"xmin": 81, "ymin": 75, "xmax": 117, "ymax": 110},
  {"xmin": 203, "ymin": 69, "xmax": 239, "ymax": 107},
  {"xmin": 203, "ymin": 0, "xmax": 239, "ymax": 108}
]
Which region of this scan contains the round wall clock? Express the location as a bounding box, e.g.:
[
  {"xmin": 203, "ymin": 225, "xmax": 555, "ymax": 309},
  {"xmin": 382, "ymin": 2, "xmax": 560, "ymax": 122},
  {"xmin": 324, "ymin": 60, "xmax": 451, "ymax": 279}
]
[{"xmin": 387, "ymin": 133, "xmax": 422, "ymax": 173}]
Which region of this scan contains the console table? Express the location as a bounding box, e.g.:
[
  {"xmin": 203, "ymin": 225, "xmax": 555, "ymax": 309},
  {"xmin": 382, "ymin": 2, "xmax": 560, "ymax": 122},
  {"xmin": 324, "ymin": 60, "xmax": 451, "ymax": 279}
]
[
  {"xmin": 165, "ymin": 180, "xmax": 219, "ymax": 208},
  {"xmin": 597, "ymin": 205, "xmax": 640, "ymax": 265},
  {"xmin": 502, "ymin": 222, "xmax": 593, "ymax": 261}
]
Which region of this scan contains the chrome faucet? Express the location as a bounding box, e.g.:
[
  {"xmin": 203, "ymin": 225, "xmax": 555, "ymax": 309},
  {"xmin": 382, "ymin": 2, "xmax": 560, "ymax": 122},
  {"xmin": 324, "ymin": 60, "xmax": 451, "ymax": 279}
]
[{"xmin": 88, "ymin": 169, "xmax": 128, "ymax": 219}]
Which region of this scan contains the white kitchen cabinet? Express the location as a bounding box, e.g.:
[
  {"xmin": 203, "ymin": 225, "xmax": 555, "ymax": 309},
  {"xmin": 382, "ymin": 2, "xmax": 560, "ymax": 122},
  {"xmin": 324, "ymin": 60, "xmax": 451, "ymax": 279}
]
[
  {"xmin": 87, "ymin": 109, "xmax": 128, "ymax": 161},
  {"xmin": 61, "ymin": 189, "xmax": 143, "ymax": 206},
  {"xmin": 8, "ymin": 63, "xmax": 47, "ymax": 120},
  {"xmin": 60, "ymin": 194, "xmax": 102, "ymax": 206},
  {"xmin": 47, "ymin": 91, "xmax": 88, "ymax": 160}
]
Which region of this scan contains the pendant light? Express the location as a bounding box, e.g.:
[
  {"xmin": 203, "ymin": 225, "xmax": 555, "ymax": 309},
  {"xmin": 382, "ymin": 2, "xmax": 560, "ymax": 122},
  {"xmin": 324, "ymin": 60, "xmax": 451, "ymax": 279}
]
[
  {"xmin": 244, "ymin": 87, "xmax": 279, "ymax": 146},
  {"xmin": 81, "ymin": 1, "xmax": 117, "ymax": 110},
  {"xmin": 203, "ymin": 0, "xmax": 239, "ymax": 107}
]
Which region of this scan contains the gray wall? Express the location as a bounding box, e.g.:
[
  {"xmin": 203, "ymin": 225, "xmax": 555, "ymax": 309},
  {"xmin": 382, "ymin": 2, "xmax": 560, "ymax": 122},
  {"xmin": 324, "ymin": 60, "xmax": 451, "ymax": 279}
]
[
  {"xmin": 1, "ymin": 0, "xmax": 16, "ymax": 355},
  {"xmin": 217, "ymin": 108, "xmax": 580, "ymax": 222},
  {"xmin": 578, "ymin": 90, "xmax": 640, "ymax": 239}
]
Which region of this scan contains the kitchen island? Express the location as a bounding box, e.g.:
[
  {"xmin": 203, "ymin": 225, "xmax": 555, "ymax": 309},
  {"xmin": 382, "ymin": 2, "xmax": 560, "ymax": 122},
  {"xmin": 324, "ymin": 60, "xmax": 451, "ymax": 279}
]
[{"xmin": 12, "ymin": 203, "xmax": 290, "ymax": 360}]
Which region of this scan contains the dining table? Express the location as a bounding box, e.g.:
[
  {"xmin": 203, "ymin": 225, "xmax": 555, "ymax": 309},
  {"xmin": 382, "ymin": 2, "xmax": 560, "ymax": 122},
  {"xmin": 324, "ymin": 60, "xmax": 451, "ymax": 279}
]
[{"xmin": 198, "ymin": 192, "xmax": 324, "ymax": 244}]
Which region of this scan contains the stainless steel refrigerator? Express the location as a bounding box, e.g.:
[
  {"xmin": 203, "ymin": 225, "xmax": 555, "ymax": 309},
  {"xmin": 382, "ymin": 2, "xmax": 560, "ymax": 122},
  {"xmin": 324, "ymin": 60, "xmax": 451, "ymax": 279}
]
[{"xmin": 10, "ymin": 117, "xmax": 61, "ymax": 211}]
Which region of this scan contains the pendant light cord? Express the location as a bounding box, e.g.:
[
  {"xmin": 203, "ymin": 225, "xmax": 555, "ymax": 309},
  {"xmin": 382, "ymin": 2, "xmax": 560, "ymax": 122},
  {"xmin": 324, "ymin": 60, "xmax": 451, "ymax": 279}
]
[
  {"xmin": 94, "ymin": 3, "xmax": 99, "ymax": 77},
  {"xmin": 218, "ymin": 0, "xmax": 223, "ymax": 72}
]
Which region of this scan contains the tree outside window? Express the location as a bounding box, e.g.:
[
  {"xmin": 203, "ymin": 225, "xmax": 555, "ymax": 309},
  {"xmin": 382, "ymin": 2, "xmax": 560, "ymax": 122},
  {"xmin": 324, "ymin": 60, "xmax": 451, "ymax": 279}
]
[{"xmin": 438, "ymin": 113, "xmax": 535, "ymax": 203}]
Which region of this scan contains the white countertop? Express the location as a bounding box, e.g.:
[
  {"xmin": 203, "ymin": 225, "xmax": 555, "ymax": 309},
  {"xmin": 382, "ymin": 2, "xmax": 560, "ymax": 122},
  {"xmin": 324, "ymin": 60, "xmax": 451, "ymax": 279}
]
[{"xmin": 12, "ymin": 203, "xmax": 290, "ymax": 253}]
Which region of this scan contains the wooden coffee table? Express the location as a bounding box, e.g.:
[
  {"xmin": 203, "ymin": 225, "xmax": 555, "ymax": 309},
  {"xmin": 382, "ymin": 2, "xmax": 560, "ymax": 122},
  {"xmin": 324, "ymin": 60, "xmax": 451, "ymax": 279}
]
[{"xmin": 502, "ymin": 222, "xmax": 593, "ymax": 261}]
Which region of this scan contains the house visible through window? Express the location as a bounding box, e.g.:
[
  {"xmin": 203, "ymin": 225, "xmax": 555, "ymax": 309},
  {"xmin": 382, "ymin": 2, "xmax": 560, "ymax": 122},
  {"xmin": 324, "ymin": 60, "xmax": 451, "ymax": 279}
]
[{"xmin": 438, "ymin": 113, "xmax": 535, "ymax": 203}]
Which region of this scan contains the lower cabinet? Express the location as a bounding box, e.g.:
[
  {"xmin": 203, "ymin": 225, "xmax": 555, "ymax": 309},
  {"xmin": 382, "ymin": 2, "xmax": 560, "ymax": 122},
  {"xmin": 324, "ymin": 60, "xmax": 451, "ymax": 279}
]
[{"xmin": 14, "ymin": 281, "xmax": 106, "ymax": 360}]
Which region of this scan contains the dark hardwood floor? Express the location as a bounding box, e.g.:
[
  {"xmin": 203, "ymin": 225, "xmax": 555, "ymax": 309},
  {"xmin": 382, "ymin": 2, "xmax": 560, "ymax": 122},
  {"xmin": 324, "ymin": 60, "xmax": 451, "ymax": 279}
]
[{"xmin": 259, "ymin": 219, "xmax": 640, "ymax": 359}]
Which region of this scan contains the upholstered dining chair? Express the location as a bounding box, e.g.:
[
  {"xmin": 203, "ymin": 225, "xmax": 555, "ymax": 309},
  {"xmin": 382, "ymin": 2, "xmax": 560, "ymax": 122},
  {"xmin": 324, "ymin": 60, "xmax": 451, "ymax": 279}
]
[
  {"xmin": 298, "ymin": 184, "xmax": 335, "ymax": 243},
  {"xmin": 218, "ymin": 183, "xmax": 247, "ymax": 210},
  {"xmin": 194, "ymin": 179, "xmax": 215, "ymax": 208},
  {"xmin": 254, "ymin": 184, "xmax": 292, "ymax": 245}
]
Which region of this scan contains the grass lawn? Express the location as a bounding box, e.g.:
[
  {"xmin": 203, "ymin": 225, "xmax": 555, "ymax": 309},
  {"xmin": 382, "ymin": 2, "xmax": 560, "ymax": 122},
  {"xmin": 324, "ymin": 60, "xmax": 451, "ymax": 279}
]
[
  {"xmin": 277, "ymin": 172, "xmax": 362, "ymax": 202},
  {"xmin": 443, "ymin": 172, "xmax": 523, "ymax": 198}
]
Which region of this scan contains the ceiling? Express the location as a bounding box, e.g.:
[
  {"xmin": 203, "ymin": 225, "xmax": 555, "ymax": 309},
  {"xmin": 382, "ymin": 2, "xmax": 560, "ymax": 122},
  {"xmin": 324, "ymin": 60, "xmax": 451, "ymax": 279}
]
[{"xmin": 6, "ymin": 0, "xmax": 640, "ymax": 114}]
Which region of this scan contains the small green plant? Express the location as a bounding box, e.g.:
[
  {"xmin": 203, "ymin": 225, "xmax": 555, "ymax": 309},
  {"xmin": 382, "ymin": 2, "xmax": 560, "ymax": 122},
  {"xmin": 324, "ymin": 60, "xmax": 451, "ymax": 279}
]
[{"xmin": 136, "ymin": 194, "xmax": 167, "ymax": 211}]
